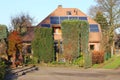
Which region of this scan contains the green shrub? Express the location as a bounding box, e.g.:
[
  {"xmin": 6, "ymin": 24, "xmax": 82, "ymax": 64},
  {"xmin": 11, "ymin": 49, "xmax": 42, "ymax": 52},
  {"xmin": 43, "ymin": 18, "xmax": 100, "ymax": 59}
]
[
  {"xmin": 0, "ymin": 58, "xmax": 6, "ymax": 80},
  {"xmin": 32, "ymin": 27, "xmax": 54, "ymax": 63},
  {"xmin": 61, "ymin": 20, "xmax": 89, "ymax": 61},
  {"xmin": 92, "ymin": 51, "xmax": 104, "ymax": 64},
  {"xmin": 92, "ymin": 55, "xmax": 120, "ymax": 69},
  {"xmin": 84, "ymin": 53, "xmax": 92, "ymax": 68},
  {"xmin": 51, "ymin": 61, "xmax": 65, "ymax": 65},
  {"xmin": 72, "ymin": 55, "xmax": 84, "ymax": 67},
  {"xmin": 104, "ymin": 53, "xmax": 111, "ymax": 61}
]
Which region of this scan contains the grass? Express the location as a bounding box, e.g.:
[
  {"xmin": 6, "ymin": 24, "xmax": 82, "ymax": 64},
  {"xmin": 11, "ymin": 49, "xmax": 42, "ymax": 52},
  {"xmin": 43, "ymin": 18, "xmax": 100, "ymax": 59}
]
[{"xmin": 92, "ymin": 55, "xmax": 120, "ymax": 69}]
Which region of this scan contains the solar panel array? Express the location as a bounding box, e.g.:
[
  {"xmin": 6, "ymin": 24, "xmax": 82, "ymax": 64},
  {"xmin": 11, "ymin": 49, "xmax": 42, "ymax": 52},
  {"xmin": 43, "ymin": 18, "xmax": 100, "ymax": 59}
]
[{"xmin": 40, "ymin": 16, "xmax": 99, "ymax": 32}]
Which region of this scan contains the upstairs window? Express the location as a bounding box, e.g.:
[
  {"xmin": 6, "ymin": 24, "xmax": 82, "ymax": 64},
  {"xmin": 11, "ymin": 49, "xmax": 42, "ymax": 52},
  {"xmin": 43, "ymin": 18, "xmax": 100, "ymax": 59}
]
[
  {"xmin": 90, "ymin": 24, "xmax": 99, "ymax": 32},
  {"xmin": 67, "ymin": 11, "xmax": 71, "ymax": 15}
]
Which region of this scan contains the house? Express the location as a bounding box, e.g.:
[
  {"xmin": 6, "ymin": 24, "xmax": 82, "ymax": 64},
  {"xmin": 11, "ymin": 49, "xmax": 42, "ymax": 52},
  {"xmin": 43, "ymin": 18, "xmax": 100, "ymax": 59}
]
[
  {"xmin": 22, "ymin": 26, "xmax": 35, "ymax": 55},
  {"xmin": 37, "ymin": 5, "xmax": 102, "ymax": 52}
]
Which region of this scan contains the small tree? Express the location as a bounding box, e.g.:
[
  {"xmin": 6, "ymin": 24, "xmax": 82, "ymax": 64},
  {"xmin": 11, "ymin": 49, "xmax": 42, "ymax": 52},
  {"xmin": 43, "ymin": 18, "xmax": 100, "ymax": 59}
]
[
  {"xmin": 94, "ymin": 11, "xmax": 108, "ymax": 31},
  {"xmin": 32, "ymin": 27, "xmax": 54, "ymax": 63},
  {"xmin": 94, "ymin": 11, "xmax": 109, "ymax": 52},
  {"xmin": 8, "ymin": 30, "xmax": 22, "ymax": 67}
]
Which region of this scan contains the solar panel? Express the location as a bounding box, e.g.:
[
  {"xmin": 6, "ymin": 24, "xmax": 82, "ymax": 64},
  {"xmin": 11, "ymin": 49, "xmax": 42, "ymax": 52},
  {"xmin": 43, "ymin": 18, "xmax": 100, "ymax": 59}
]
[
  {"xmin": 50, "ymin": 17, "xmax": 60, "ymax": 24},
  {"xmin": 60, "ymin": 17, "xmax": 68, "ymax": 23},
  {"xmin": 69, "ymin": 17, "xmax": 78, "ymax": 20},
  {"xmin": 79, "ymin": 17, "xmax": 87, "ymax": 20},
  {"xmin": 89, "ymin": 24, "xmax": 99, "ymax": 32},
  {"xmin": 41, "ymin": 24, "xmax": 50, "ymax": 28}
]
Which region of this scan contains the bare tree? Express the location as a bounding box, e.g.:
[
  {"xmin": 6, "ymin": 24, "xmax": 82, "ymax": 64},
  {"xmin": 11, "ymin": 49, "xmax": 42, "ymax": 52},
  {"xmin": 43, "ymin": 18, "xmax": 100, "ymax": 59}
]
[
  {"xmin": 89, "ymin": 0, "xmax": 120, "ymax": 54},
  {"xmin": 89, "ymin": 0, "xmax": 120, "ymax": 27},
  {"xmin": 11, "ymin": 13, "xmax": 33, "ymax": 35},
  {"xmin": 89, "ymin": 6, "xmax": 102, "ymax": 18}
]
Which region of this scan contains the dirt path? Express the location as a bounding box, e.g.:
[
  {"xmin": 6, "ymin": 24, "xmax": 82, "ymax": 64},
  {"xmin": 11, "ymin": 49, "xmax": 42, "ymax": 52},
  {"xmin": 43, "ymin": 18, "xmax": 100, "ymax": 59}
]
[{"xmin": 13, "ymin": 67, "xmax": 120, "ymax": 80}]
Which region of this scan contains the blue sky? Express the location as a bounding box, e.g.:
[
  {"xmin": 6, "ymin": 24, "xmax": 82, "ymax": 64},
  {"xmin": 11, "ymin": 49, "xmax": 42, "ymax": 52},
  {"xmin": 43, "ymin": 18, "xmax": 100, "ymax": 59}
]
[{"xmin": 0, "ymin": 0, "xmax": 95, "ymax": 28}]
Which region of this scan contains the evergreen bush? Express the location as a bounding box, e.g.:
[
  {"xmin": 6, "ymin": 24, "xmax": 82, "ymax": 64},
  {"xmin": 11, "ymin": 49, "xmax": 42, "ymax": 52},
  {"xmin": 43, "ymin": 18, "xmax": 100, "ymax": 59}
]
[
  {"xmin": 61, "ymin": 20, "xmax": 91, "ymax": 68},
  {"xmin": 32, "ymin": 27, "xmax": 54, "ymax": 63},
  {"xmin": 0, "ymin": 58, "xmax": 6, "ymax": 80}
]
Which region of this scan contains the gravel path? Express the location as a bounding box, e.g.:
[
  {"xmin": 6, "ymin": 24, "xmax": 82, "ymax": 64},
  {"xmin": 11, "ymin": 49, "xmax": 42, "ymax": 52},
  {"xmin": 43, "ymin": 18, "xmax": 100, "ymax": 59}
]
[{"xmin": 7, "ymin": 66, "xmax": 120, "ymax": 80}]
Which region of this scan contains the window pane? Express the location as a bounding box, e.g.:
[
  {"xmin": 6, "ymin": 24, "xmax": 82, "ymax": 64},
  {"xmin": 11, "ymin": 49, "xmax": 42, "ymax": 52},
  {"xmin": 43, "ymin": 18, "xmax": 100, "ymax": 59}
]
[
  {"xmin": 50, "ymin": 17, "xmax": 60, "ymax": 24},
  {"xmin": 90, "ymin": 24, "xmax": 99, "ymax": 32},
  {"xmin": 60, "ymin": 17, "xmax": 68, "ymax": 23},
  {"xmin": 79, "ymin": 17, "xmax": 87, "ymax": 20},
  {"xmin": 41, "ymin": 24, "xmax": 50, "ymax": 28}
]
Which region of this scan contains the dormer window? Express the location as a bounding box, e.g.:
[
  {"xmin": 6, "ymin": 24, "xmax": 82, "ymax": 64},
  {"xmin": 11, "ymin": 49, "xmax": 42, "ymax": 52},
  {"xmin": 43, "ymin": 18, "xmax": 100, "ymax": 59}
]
[{"xmin": 67, "ymin": 11, "xmax": 71, "ymax": 15}]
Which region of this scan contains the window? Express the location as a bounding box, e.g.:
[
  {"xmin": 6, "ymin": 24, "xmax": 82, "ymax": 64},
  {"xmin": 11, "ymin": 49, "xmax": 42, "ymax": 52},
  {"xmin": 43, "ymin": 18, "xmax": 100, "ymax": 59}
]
[
  {"xmin": 67, "ymin": 11, "xmax": 71, "ymax": 15},
  {"xmin": 90, "ymin": 45, "xmax": 94, "ymax": 50},
  {"xmin": 41, "ymin": 24, "xmax": 50, "ymax": 28},
  {"xmin": 60, "ymin": 17, "xmax": 68, "ymax": 23},
  {"xmin": 90, "ymin": 24, "xmax": 99, "ymax": 32},
  {"xmin": 27, "ymin": 45, "xmax": 31, "ymax": 53},
  {"xmin": 50, "ymin": 17, "xmax": 60, "ymax": 24},
  {"xmin": 79, "ymin": 17, "xmax": 87, "ymax": 20}
]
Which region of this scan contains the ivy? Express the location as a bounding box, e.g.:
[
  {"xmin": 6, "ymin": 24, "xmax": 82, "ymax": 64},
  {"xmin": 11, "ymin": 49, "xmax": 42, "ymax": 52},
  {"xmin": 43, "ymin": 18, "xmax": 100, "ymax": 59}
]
[
  {"xmin": 61, "ymin": 20, "xmax": 91, "ymax": 68},
  {"xmin": 32, "ymin": 27, "xmax": 54, "ymax": 63}
]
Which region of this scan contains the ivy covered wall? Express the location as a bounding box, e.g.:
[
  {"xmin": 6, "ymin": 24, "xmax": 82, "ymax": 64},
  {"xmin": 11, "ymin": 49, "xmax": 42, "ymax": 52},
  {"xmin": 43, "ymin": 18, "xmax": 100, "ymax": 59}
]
[
  {"xmin": 61, "ymin": 20, "xmax": 91, "ymax": 68},
  {"xmin": 32, "ymin": 27, "xmax": 54, "ymax": 63}
]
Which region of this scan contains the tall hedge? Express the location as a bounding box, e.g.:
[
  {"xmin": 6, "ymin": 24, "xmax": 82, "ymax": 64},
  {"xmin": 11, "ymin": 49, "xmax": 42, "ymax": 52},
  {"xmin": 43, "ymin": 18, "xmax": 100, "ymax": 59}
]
[
  {"xmin": 80, "ymin": 21, "xmax": 92, "ymax": 68},
  {"xmin": 61, "ymin": 20, "xmax": 81, "ymax": 61},
  {"xmin": 32, "ymin": 27, "xmax": 54, "ymax": 63},
  {"xmin": 0, "ymin": 24, "xmax": 8, "ymax": 39},
  {"xmin": 61, "ymin": 20, "xmax": 91, "ymax": 67}
]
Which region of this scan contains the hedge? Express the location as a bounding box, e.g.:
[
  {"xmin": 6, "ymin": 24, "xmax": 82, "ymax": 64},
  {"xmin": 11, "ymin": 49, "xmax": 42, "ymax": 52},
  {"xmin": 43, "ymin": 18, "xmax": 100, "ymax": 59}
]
[
  {"xmin": 32, "ymin": 27, "xmax": 54, "ymax": 63},
  {"xmin": 61, "ymin": 20, "xmax": 92, "ymax": 68}
]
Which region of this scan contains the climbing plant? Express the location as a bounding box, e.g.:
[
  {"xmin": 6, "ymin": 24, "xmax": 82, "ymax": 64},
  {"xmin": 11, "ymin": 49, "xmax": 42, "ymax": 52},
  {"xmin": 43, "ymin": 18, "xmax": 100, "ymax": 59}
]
[
  {"xmin": 32, "ymin": 27, "xmax": 54, "ymax": 63},
  {"xmin": 80, "ymin": 21, "xmax": 92, "ymax": 68},
  {"xmin": 61, "ymin": 20, "xmax": 91, "ymax": 68},
  {"xmin": 61, "ymin": 20, "xmax": 80, "ymax": 62}
]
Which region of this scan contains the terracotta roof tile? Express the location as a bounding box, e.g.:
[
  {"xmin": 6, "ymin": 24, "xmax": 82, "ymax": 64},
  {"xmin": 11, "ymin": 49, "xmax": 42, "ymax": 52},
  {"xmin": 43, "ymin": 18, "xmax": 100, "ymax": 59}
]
[{"xmin": 22, "ymin": 27, "xmax": 35, "ymax": 42}]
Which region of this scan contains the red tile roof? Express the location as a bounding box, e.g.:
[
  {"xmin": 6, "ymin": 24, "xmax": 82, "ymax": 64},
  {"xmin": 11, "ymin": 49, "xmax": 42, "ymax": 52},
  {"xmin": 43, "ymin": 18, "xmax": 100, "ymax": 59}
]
[
  {"xmin": 22, "ymin": 27, "xmax": 35, "ymax": 42},
  {"xmin": 37, "ymin": 5, "xmax": 98, "ymax": 26}
]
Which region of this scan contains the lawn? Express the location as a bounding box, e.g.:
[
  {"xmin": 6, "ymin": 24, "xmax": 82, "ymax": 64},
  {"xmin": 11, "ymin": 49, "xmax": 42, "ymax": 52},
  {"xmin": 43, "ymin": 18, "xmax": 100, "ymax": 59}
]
[{"xmin": 92, "ymin": 55, "xmax": 120, "ymax": 69}]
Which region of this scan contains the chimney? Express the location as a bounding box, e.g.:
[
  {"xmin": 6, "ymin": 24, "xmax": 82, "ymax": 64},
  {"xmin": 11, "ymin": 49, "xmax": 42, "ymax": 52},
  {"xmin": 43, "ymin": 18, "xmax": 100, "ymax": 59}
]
[{"xmin": 58, "ymin": 5, "xmax": 62, "ymax": 8}]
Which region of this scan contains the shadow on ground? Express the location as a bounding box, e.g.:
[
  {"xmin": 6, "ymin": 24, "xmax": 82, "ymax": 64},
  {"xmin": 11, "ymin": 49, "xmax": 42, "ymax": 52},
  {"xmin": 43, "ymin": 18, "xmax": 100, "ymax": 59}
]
[{"xmin": 4, "ymin": 69, "xmax": 18, "ymax": 80}]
